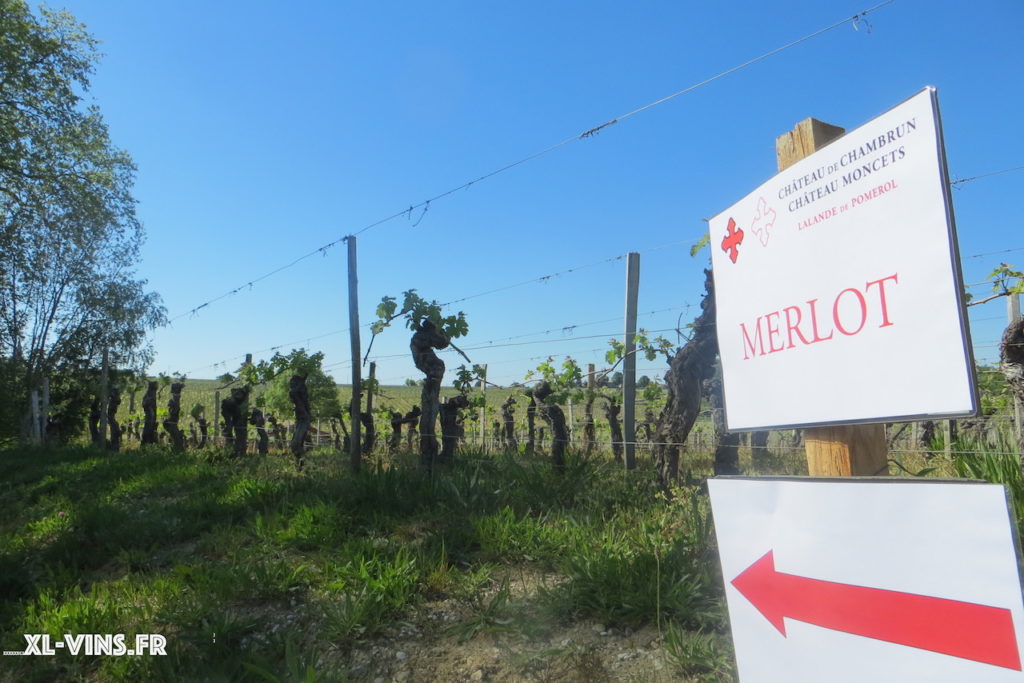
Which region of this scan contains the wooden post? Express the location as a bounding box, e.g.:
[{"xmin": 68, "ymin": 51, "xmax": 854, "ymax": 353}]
[
  {"xmin": 347, "ymin": 236, "xmax": 362, "ymax": 473},
  {"xmin": 99, "ymin": 346, "xmax": 109, "ymax": 448},
  {"xmin": 623, "ymin": 251, "xmax": 640, "ymax": 470},
  {"xmin": 588, "ymin": 364, "xmax": 596, "ymax": 392},
  {"xmin": 777, "ymin": 118, "xmax": 889, "ymax": 477},
  {"xmin": 479, "ymin": 364, "xmax": 487, "ymax": 448},
  {"xmin": 1011, "ymin": 293, "xmax": 1023, "ymax": 442}
]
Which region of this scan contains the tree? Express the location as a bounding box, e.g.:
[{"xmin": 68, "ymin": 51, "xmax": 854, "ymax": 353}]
[{"xmin": 0, "ymin": 1, "xmax": 165, "ymax": 439}]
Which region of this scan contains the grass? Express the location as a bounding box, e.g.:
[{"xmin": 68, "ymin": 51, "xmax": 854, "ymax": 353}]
[
  {"xmin": 0, "ymin": 444, "xmax": 725, "ymax": 681},
  {"xmin": 4, "ymin": 435, "xmax": 1020, "ymax": 681}
]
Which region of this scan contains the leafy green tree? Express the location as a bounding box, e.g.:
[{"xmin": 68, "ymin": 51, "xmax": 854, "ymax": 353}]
[{"xmin": 0, "ymin": 1, "xmax": 165, "ymax": 439}]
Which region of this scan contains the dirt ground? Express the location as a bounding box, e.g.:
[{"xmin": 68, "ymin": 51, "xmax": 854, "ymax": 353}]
[{"xmin": 337, "ymin": 569, "xmax": 711, "ymax": 682}]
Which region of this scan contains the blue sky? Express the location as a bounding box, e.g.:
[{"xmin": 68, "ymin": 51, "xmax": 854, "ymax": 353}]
[{"xmin": 54, "ymin": 0, "xmax": 1024, "ymax": 386}]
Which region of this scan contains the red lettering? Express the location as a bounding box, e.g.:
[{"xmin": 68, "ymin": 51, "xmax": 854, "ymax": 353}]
[
  {"xmin": 765, "ymin": 312, "xmax": 784, "ymax": 353},
  {"xmin": 865, "ymin": 273, "xmax": 898, "ymax": 327},
  {"xmin": 783, "ymin": 305, "xmax": 811, "ymax": 348},
  {"xmin": 833, "ymin": 288, "xmax": 867, "ymax": 336},
  {"xmin": 740, "ymin": 319, "xmax": 765, "ymax": 360},
  {"xmin": 806, "ymin": 299, "xmax": 834, "ymax": 343},
  {"xmin": 738, "ymin": 274, "xmax": 898, "ymax": 362}
]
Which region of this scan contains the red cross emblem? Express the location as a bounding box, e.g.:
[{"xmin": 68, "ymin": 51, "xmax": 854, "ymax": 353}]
[{"xmin": 721, "ymin": 217, "xmax": 744, "ymax": 263}]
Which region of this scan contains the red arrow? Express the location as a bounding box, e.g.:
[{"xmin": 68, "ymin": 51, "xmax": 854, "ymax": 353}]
[{"xmin": 732, "ymin": 550, "xmax": 1021, "ymax": 671}]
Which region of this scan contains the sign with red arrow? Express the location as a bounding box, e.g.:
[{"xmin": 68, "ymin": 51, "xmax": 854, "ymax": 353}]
[
  {"xmin": 733, "ymin": 549, "xmax": 1020, "ymax": 671},
  {"xmin": 708, "ymin": 478, "xmax": 1024, "ymax": 682}
]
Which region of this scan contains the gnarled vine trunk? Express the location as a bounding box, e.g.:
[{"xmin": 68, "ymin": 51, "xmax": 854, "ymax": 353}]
[
  {"xmin": 329, "ymin": 418, "xmax": 342, "ymax": 451},
  {"xmin": 289, "ymin": 375, "xmax": 311, "ymax": 469},
  {"xmin": 501, "ymin": 395, "xmax": 518, "ymax": 452},
  {"xmin": 221, "ymin": 386, "xmax": 249, "ymax": 458},
  {"xmin": 107, "ymin": 388, "xmax": 121, "ymax": 451},
  {"xmin": 535, "ymin": 382, "xmax": 567, "ymax": 473},
  {"xmin": 603, "ymin": 396, "xmax": 623, "ymax": 464},
  {"xmin": 583, "ymin": 395, "xmax": 596, "ymax": 456},
  {"xmin": 653, "ymin": 269, "xmax": 719, "ymax": 487},
  {"xmin": 405, "ymin": 406, "xmax": 421, "ymax": 451},
  {"xmin": 1001, "ymin": 318, "xmax": 1024, "ymax": 458},
  {"xmin": 389, "ymin": 411, "xmax": 404, "ymax": 450},
  {"xmin": 411, "ymin": 321, "xmax": 449, "ymax": 470},
  {"xmin": 249, "ymin": 408, "xmax": 269, "ymax": 455},
  {"xmin": 266, "ymin": 414, "xmax": 282, "ymax": 451},
  {"xmin": 707, "ymin": 374, "xmax": 739, "ymax": 475},
  {"xmin": 360, "ymin": 412, "xmax": 376, "ymax": 453},
  {"xmin": 525, "ymin": 390, "xmax": 537, "ymax": 454},
  {"xmin": 163, "ymin": 382, "xmax": 185, "ymax": 452},
  {"xmin": 439, "ymin": 395, "xmax": 470, "ymax": 465},
  {"xmin": 141, "ymin": 381, "xmax": 158, "ymax": 445}
]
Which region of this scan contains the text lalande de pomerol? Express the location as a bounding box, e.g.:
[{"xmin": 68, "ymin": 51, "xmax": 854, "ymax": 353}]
[{"xmin": 742, "ymin": 116, "xmax": 919, "ymax": 361}]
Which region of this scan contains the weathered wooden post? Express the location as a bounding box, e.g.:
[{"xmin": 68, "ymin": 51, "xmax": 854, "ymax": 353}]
[
  {"xmin": 776, "ymin": 118, "xmax": 889, "ymax": 477},
  {"xmin": 623, "ymin": 252, "xmax": 640, "ymax": 470},
  {"xmin": 347, "ymin": 236, "xmax": 362, "ymax": 473},
  {"xmin": 479, "ymin": 364, "xmax": 487, "ymax": 448},
  {"xmin": 584, "ymin": 363, "xmax": 596, "ymax": 456}
]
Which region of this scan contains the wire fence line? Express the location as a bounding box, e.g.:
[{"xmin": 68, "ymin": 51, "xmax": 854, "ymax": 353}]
[
  {"xmin": 166, "ymin": 2, "xmax": 901, "ymax": 326},
  {"xmin": 122, "ymin": 396, "xmax": 1022, "ymax": 461}
]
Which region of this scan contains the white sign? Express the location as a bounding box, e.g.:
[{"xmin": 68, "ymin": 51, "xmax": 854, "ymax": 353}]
[
  {"xmin": 709, "ymin": 87, "xmax": 976, "ymax": 430},
  {"xmin": 708, "ymin": 477, "xmax": 1024, "ymax": 682}
]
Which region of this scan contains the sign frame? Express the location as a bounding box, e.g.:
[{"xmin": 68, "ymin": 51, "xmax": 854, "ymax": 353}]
[{"xmin": 709, "ymin": 87, "xmax": 979, "ymax": 432}]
